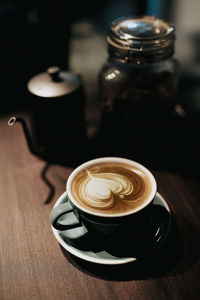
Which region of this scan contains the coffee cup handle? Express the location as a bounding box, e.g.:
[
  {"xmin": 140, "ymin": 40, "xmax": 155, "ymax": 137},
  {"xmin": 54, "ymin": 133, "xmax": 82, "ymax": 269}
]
[{"xmin": 50, "ymin": 201, "xmax": 82, "ymax": 230}]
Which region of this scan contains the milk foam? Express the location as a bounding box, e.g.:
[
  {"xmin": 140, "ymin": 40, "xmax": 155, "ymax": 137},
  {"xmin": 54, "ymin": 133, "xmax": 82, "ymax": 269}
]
[
  {"xmin": 80, "ymin": 171, "xmax": 134, "ymax": 209},
  {"xmin": 71, "ymin": 161, "xmax": 153, "ymax": 215}
]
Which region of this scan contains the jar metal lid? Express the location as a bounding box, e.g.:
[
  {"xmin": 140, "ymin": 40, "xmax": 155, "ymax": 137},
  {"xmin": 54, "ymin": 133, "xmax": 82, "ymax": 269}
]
[{"xmin": 107, "ymin": 16, "xmax": 175, "ymax": 62}]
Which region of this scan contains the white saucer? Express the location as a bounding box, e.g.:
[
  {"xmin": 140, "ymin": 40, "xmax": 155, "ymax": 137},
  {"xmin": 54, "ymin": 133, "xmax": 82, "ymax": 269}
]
[{"xmin": 51, "ymin": 191, "xmax": 171, "ymax": 265}]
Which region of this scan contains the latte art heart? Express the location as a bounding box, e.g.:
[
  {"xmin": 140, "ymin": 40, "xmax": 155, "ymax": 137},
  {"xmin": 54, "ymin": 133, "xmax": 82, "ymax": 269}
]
[
  {"xmin": 81, "ymin": 171, "xmax": 134, "ymax": 208},
  {"xmin": 71, "ymin": 162, "xmax": 152, "ymax": 215}
]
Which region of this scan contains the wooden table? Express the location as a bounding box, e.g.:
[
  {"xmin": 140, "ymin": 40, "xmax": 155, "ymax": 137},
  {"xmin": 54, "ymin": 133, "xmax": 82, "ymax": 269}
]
[{"xmin": 0, "ymin": 112, "xmax": 200, "ymax": 300}]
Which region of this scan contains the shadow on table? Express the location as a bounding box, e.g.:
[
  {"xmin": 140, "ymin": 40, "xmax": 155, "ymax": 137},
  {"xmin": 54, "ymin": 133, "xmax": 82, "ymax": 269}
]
[
  {"xmin": 60, "ymin": 215, "xmax": 200, "ymax": 281},
  {"xmin": 41, "ymin": 163, "xmax": 56, "ymax": 204}
]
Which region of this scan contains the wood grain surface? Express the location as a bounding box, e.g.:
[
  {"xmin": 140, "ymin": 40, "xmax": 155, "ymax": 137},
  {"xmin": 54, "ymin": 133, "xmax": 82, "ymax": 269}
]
[{"xmin": 0, "ymin": 114, "xmax": 200, "ymax": 300}]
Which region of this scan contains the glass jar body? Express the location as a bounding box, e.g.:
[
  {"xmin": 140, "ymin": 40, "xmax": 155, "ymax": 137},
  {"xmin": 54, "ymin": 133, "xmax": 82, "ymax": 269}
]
[{"xmin": 99, "ymin": 56, "xmax": 179, "ymax": 136}]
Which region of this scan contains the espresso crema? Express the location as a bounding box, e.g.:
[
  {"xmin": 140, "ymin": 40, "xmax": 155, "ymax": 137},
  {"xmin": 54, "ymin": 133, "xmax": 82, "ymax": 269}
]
[{"xmin": 71, "ymin": 162, "xmax": 152, "ymax": 215}]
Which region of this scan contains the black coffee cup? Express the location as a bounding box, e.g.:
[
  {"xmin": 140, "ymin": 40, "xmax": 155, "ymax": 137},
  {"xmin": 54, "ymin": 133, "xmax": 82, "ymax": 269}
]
[{"xmin": 50, "ymin": 157, "xmax": 157, "ymax": 251}]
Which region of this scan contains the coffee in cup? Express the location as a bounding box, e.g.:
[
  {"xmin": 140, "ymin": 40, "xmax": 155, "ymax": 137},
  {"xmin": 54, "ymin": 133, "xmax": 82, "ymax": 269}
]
[{"xmin": 70, "ymin": 161, "xmax": 153, "ymax": 216}]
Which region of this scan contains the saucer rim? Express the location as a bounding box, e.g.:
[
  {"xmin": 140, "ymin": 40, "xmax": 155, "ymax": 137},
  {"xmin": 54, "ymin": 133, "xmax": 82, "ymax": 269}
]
[{"xmin": 51, "ymin": 191, "xmax": 171, "ymax": 265}]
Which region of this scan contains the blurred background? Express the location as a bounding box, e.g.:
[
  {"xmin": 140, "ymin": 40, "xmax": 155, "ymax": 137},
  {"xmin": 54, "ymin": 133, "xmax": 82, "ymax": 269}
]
[{"xmin": 1, "ymin": 0, "xmax": 200, "ymax": 174}]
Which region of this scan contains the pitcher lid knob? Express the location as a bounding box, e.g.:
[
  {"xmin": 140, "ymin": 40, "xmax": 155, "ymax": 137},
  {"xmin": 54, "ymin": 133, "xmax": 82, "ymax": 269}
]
[{"xmin": 47, "ymin": 66, "xmax": 61, "ymax": 82}]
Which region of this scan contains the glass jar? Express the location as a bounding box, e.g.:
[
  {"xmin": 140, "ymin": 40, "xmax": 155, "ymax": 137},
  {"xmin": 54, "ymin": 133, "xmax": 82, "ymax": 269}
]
[{"xmin": 98, "ymin": 16, "xmax": 179, "ymax": 146}]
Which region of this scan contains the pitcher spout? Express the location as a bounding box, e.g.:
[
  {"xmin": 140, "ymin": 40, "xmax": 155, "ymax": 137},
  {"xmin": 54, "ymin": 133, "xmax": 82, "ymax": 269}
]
[{"xmin": 8, "ymin": 116, "xmax": 43, "ymax": 156}]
